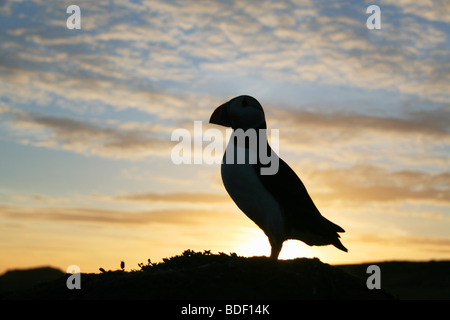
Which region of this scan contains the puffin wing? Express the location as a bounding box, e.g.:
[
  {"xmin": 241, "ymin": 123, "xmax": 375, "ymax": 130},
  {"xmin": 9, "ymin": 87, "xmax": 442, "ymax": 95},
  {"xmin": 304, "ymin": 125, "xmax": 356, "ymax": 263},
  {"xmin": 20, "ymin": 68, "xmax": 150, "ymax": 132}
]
[
  {"xmin": 255, "ymin": 151, "xmax": 346, "ymax": 246},
  {"xmin": 255, "ymin": 156, "xmax": 322, "ymax": 229}
]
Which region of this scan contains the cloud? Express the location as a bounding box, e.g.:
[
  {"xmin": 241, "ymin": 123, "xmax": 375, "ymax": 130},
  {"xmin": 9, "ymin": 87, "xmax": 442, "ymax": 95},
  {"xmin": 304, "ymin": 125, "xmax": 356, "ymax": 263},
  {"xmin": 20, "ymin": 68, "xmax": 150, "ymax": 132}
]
[
  {"xmin": 0, "ymin": 107, "xmax": 174, "ymax": 159},
  {"xmin": 0, "ymin": 65, "xmax": 215, "ymax": 120},
  {"xmin": 384, "ymin": 0, "xmax": 450, "ymax": 23},
  {"xmin": 302, "ymin": 164, "xmax": 450, "ymax": 207},
  {"xmin": 271, "ymin": 107, "xmax": 450, "ymax": 139},
  {"xmin": 12, "ymin": 194, "xmax": 70, "ymax": 204},
  {"xmin": 354, "ymin": 233, "xmax": 450, "ymax": 253},
  {"xmin": 1, "ymin": 0, "xmax": 449, "ymax": 271},
  {"xmin": 0, "ymin": 205, "xmax": 232, "ymax": 226},
  {"xmin": 2, "ymin": 0, "xmax": 448, "ymax": 109},
  {"xmin": 267, "ymin": 105, "xmax": 449, "ymax": 172},
  {"xmin": 2, "ymin": 99, "xmax": 448, "ymax": 172},
  {"xmin": 97, "ymin": 192, "xmax": 230, "ymax": 203}
]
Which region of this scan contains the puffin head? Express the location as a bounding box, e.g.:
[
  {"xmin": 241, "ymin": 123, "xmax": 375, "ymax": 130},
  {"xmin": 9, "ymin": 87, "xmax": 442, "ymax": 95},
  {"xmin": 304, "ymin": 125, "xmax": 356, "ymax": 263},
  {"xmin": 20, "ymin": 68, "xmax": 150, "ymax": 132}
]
[{"xmin": 209, "ymin": 95, "xmax": 266, "ymax": 130}]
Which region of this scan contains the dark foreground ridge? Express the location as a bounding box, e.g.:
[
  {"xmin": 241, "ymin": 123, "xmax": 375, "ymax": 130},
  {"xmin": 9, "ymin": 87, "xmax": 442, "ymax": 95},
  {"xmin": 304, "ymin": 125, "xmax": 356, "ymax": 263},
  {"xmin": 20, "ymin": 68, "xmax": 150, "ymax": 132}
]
[{"xmin": 1, "ymin": 250, "xmax": 397, "ymax": 300}]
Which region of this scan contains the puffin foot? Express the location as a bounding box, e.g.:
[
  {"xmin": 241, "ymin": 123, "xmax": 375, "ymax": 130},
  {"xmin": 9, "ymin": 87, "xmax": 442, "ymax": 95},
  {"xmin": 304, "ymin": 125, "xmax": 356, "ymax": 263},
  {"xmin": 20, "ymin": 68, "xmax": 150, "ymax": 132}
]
[{"xmin": 269, "ymin": 240, "xmax": 282, "ymax": 260}]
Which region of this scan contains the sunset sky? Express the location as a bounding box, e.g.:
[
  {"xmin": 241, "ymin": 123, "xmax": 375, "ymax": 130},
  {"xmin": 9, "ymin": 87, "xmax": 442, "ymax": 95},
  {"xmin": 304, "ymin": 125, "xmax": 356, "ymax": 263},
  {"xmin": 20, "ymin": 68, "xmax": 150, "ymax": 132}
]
[{"xmin": 0, "ymin": 0, "xmax": 449, "ymax": 274}]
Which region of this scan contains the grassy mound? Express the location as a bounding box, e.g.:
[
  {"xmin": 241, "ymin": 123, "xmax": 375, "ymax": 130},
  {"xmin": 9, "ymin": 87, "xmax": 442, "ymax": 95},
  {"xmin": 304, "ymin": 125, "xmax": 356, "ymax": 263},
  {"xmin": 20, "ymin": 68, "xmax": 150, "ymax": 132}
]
[{"xmin": 2, "ymin": 250, "xmax": 394, "ymax": 300}]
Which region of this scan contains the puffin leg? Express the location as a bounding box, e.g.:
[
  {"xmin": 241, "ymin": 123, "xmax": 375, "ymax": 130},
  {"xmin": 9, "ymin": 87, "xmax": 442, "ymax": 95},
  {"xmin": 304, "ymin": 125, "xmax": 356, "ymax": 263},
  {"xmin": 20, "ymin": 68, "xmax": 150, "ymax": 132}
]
[{"xmin": 269, "ymin": 238, "xmax": 283, "ymax": 260}]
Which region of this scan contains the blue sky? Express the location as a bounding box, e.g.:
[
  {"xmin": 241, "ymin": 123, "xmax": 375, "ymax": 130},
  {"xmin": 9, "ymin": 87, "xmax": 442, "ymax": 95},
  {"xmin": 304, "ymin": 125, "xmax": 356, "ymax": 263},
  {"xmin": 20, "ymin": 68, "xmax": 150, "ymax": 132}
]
[{"xmin": 0, "ymin": 0, "xmax": 449, "ymax": 273}]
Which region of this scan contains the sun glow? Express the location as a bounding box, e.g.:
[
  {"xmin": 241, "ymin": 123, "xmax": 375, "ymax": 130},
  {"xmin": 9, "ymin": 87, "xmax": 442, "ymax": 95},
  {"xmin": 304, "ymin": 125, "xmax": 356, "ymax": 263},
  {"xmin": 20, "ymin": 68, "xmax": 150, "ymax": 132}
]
[
  {"xmin": 232, "ymin": 229, "xmax": 271, "ymax": 257},
  {"xmin": 232, "ymin": 229, "xmax": 317, "ymax": 260},
  {"xmin": 278, "ymin": 240, "xmax": 316, "ymax": 260}
]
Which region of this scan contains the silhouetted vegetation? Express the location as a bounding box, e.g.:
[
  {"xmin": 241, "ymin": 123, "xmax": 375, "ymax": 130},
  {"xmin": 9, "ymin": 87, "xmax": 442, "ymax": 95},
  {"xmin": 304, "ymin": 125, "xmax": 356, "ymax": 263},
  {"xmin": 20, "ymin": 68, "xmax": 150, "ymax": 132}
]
[
  {"xmin": 136, "ymin": 249, "xmax": 238, "ymax": 272},
  {"xmin": 1, "ymin": 250, "xmax": 448, "ymax": 300}
]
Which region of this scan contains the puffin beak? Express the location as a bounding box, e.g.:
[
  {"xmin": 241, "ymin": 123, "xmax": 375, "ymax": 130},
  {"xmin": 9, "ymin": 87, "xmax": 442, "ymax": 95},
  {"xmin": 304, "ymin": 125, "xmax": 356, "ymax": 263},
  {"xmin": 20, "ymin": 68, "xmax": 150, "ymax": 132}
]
[{"xmin": 209, "ymin": 101, "xmax": 232, "ymax": 127}]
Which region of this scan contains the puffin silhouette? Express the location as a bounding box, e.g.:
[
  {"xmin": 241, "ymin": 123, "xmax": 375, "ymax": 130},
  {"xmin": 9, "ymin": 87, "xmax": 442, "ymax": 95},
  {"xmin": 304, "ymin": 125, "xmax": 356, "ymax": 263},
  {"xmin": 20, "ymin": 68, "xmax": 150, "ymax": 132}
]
[{"xmin": 209, "ymin": 95, "xmax": 347, "ymax": 260}]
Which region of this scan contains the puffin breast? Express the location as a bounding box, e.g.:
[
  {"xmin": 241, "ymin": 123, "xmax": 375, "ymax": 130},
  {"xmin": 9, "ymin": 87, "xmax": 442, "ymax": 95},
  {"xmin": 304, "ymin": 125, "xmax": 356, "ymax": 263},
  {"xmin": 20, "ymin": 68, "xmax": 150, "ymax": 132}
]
[{"xmin": 221, "ymin": 143, "xmax": 284, "ymax": 236}]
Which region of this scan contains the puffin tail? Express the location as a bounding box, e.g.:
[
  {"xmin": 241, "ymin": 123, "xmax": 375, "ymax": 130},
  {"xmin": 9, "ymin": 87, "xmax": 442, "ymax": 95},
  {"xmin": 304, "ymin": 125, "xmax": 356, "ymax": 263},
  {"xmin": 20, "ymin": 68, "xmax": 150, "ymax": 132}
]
[
  {"xmin": 332, "ymin": 237, "xmax": 348, "ymax": 252},
  {"xmin": 325, "ymin": 218, "xmax": 347, "ymax": 252},
  {"xmin": 325, "ymin": 218, "xmax": 345, "ymax": 233}
]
